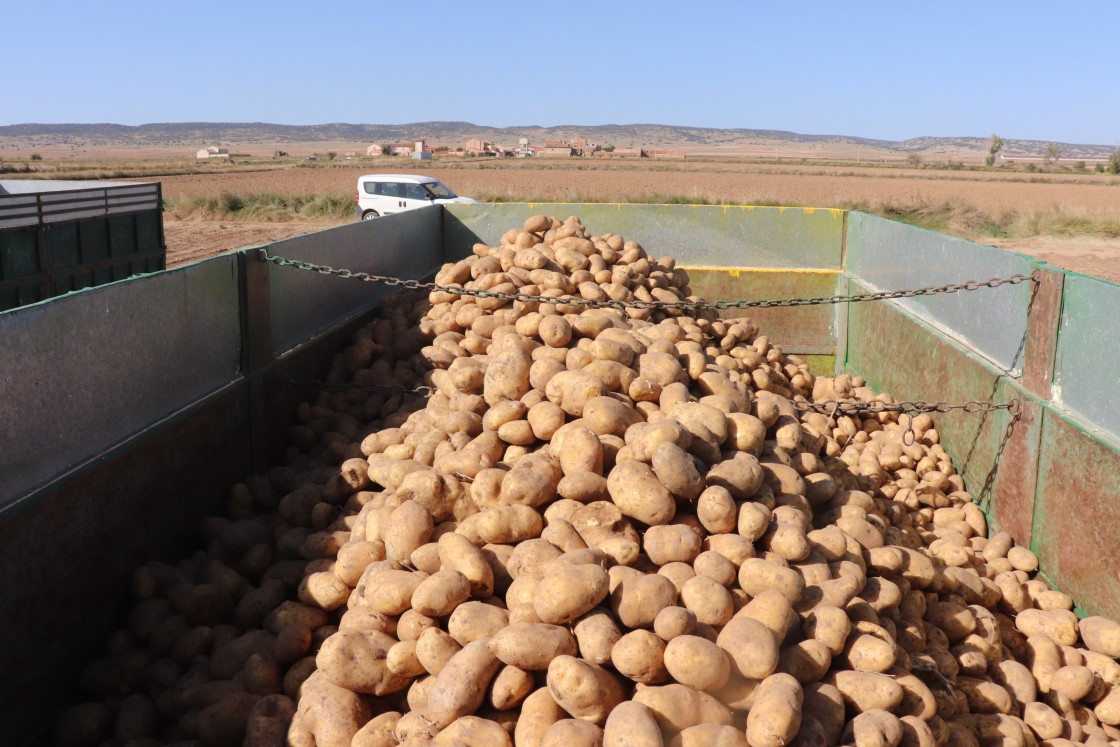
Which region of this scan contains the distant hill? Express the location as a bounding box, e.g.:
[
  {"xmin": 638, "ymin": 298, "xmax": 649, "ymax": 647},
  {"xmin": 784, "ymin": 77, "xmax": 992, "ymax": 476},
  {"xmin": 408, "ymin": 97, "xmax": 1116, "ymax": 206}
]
[{"xmin": 0, "ymin": 121, "xmax": 1113, "ymax": 158}]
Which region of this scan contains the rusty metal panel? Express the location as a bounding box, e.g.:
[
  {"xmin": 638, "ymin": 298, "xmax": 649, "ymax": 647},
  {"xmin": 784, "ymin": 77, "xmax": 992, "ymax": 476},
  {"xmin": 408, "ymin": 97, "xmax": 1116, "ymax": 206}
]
[
  {"xmin": 684, "ymin": 267, "xmax": 841, "ymax": 355},
  {"xmin": 1052, "ymin": 273, "xmax": 1120, "ymax": 442},
  {"xmin": 1022, "ymin": 267, "xmax": 1064, "ymax": 400},
  {"xmin": 988, "ymin": 379, "xmax": 1042, "ymax": 548},
  {"xmin": 846, "ymin": 212, "xmax": 1036, "ymax": 375},
  {"xmin": 267, "ymin": 208, "xmax": 442, "ymax": 357},
  {"xmin": 1034, "ymin": 408, "xmax": 1120, "ymax": 619},
  {"xmin": 443, "ymin": 203, "xmax": 845, "ymax": 269},
  {"xmin": 0, "ymin": 255, "xmax": 242, "ymax": 512}
]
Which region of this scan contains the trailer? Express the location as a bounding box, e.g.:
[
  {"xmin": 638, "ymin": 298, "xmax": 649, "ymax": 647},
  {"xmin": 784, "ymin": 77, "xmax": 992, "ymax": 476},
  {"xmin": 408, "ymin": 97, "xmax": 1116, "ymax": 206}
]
[
  {"xmin": 0, "ymin": 179, "xmax": 165, "ymax": 311},
  {"xmin": 2, "ymin": 203, "xmax": 1118, "ymax": 744}
]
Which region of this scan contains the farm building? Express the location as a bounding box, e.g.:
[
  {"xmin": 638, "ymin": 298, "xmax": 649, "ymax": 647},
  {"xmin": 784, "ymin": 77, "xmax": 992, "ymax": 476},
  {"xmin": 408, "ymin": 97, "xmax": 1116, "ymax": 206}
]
[{"xmin": 195, "ymin": 146, "xmax": 229, "ymax": 160}]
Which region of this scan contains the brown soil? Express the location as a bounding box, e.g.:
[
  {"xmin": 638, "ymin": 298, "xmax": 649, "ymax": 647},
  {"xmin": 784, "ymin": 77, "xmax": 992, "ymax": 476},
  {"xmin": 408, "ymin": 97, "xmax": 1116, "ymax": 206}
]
[
  {"xmin": 151, "ymin": 163, "xmax": 1120, "ymax": 214},
  {"xmin": 990, "ymin": 237, "xmax": 1120, "ymax": 285},
  {"xmin": 155, "ymin": 161, "xmax": 1120, "ymax": 283},
  {"xmin": 164, "ymin": 220, "xmax": 339, "ymax": 268}
]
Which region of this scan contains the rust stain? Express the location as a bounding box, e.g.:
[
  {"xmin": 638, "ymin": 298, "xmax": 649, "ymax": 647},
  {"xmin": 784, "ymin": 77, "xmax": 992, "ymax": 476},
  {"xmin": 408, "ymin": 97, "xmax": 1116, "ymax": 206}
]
[
  {"xmin": 991, "ymin": 390, "xmax": 1040, "ymax": 548},
  {"xmin": 1034, "ymin": 411, "xmax": 1120, "ymax": 620},
  {"xmin": 1022, "ymin": 268, "xmax": 1063, "ymax": 398}
]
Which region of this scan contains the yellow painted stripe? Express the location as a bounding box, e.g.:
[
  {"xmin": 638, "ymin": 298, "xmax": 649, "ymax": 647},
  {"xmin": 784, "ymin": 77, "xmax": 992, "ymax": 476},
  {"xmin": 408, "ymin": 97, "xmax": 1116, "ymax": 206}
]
[
  {"xmin": 680, "ymin": 266, "xmax": 840, "ymax": 275},
  {"xmin": 497, "ymin": 202, "xmax": 846, "ymax": 215}
]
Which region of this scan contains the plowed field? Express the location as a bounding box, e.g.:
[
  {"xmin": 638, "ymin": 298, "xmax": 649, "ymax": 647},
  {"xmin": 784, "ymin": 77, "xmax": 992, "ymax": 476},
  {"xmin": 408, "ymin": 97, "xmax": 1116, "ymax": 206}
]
[
  {"xmin": 153, "ymin": 161, "xmax": 1120, "ymax": 281},
  {"xmin": 155, "ymin": 163, "xmax": 1120, "ymax": 213}
]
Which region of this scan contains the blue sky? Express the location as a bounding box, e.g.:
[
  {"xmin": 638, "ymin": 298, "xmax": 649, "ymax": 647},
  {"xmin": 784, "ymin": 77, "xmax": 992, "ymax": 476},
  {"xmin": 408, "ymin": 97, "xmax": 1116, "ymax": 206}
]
[{"xmin": 5, "ymin": 0, "xmax": 1118, "ymax": 145}]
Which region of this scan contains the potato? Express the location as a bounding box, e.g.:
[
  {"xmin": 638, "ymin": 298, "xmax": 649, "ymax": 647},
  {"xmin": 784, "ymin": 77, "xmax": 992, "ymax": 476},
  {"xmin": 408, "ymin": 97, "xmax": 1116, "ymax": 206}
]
[
  {"xmin": 515, "ymin": 688, "xmax": 569, "ymax": 747},
  {"xmin": 843, "ymin": 708, "xmax": 903, "ymax": 747},
  {"xmin": 501, "ymin": 454, "xmax": 564, "ymax": 507},
  {"xmin": 603, "ymin": 701, "xmax": 664, "ymax": 747},
  {"xmin": 315, "ymin": 629, "xmax": 410, "ymax": 695},
  {"xmin": 574, "ymin": 608, "xmax": 624, "ymax": 665},
  {"xmin": 292, "ymin": 671, "xmax": 372, "ymax": 747},
  {"xmin": 350, "ymin": 711, "xmax": 400, "ymax": 747},
  {"xmin": 489, "ymin": 623, "xmax": 579, "ymax": 670},
  {"xmin": 546, "ymin": 655, "xmax": 625, "ymax": 725},
  {"xmin": 696, "ymin": 485, "xmax": 737, "ymax": 534},
  {"xmin": 611, "ymin": 629, "xmax": 670, "ymax": 685},
  {"xmin": 843, "ymin": 633, "xmax": 897, "ymax": 673},
  {"xmin": 651, "ymin": 442, "xmax": 705, "ymax": 500},
  {"xmin": 1015, "ymin": 608, "xmax": 1079, "ymax": 646},
  {"xmin": 490, "ymin": 665, "xmax": 535, "ymax": 711},
  {"xmin": 663, "ymin": 634, "xmax": 730, "ymax": 692},
  {"xmin": 802, "ymin": 682, "xmax": 846, "ymax": 744},
  {"xmin": 744, "ymin": 673, "xmax": 803, "ymax": 747},
  {"xmin": 607, "ymin": 460, "xmax": 676, "ymax": 526},
  {"xmin": 448, "ymin": 601, "xmax": 510, "ymax": 645},
  {"xmin": 632, "ymin": 683, "xmax": 733, "ymax": 733},
  {"xmin": 829, "ymin": 670, "xmax": 904, "ymax": 713},
  {"xmin": 738, "ymin": 557, "xmax": 805, "ymax": 602},
  {"xmin": 645, "ymin": 524, "xmax": 703, "ymax": 566},
  {"xmin": 612, "ymin": 573, "xmax": 679, "ymax": 629},
  {"xmin": 540, "ymin": 719, "xmax": 605, "ymax": 747},
  {"xmin": 476, "ymin": 505, "xmax": 544, "ymax": 544},
  {"xmin": 706, "ymin": 453, "xmax": 764, "ymax": 498},
  {"xmin": 361, "ymin": 569, "xmax": 427, "ymax": 616},
  {"xmin": 1081, "ymin": 616, "xmax": 1120, "ymax": 658},
  {"xmin": 425, "ymin": 639, "xmax": 503, "ymax": 728},
  {"xmin": 412, "ymin": 570, "xmax": 471, "ymax": 617},
  {"xmin": 433, "ymin": 715, "xmax": 513, "ymax": 746},
  {"xmin": 484, "ymin": 346, "xmax": 532, "ymax": 405},
  {"xmin": 778, "ymin": 639, "xmax": 833, "ymax": 684},
  {"xmin": 546, "ymin": 370, "xmax": 609, "ymax": 417},
  {"xmin": 535, "ymin": 563, "xmax": 611, "ymax": 624},
  {"xmin": 438, "ymin": 532, "xmax": 496, "ymax": 597},
  {"xmin": 716, "ymin": 613, "xmax": 779, "ymax": 680},
  {"xmin": 679, "ymin": 575, "xmax": 733, "ymax": 627}
]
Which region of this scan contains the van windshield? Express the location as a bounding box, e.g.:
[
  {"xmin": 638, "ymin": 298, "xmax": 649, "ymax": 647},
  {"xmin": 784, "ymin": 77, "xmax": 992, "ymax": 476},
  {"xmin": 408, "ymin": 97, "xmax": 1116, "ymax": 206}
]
[{"xmin": 423, "ymin": 182, "xmax": 456, "ymax": 199}]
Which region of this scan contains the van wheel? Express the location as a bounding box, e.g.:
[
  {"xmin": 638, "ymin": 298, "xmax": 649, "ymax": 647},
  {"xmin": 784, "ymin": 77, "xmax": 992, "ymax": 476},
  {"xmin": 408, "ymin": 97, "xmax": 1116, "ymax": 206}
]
[{"xmin": 361, "ymin": 210, "xmax": 380, "ymax": 220}]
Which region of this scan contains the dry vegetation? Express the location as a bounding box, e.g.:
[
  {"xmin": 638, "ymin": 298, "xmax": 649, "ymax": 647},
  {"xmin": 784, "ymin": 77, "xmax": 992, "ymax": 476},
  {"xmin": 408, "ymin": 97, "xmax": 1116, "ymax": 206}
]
[{"xmin": 6, "ymin": 151, "xmax": 1120, "ymax": 281}]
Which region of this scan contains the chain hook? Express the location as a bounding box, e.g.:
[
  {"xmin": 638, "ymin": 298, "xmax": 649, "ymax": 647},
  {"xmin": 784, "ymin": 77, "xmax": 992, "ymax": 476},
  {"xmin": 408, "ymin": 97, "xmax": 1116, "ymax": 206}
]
[{"xmin": 902, "ymin": 418, "xmax": 917, "ymax": 447}]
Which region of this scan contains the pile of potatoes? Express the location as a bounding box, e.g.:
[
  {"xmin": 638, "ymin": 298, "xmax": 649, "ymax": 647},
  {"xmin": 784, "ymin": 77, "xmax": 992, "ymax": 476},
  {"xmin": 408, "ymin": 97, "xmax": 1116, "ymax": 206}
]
[{"xmin": 56, "ymin": 215, "xmax": 1120, "ymax": 747}]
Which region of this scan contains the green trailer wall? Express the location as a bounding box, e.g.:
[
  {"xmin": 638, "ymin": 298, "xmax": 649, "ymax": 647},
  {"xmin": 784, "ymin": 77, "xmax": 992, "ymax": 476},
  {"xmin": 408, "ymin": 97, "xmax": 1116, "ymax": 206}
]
[{"xmin": 2, "ymin": 202, "xmax": 1119, "ymax": 743}]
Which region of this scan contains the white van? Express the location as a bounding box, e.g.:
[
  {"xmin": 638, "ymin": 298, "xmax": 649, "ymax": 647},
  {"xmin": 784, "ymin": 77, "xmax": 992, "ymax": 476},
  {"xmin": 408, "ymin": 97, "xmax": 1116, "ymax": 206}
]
[{"xmin": 355, "ymin": 174, "xmax": 477, "ymax": 220}]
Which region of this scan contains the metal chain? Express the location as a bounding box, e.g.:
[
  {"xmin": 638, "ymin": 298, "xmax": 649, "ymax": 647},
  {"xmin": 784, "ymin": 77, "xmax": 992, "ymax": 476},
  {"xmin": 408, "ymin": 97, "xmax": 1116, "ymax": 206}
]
[
  {"xmin": 258, "ymin": 249, "xmax": 1035, "ymax": 313},
  {"xmin": 795, "ymin": 399, "xmax": 1021, "ymax": 416},
  {"xmin": 797, "ymin": 398, "xmax": 1021, "ymax": 446}
]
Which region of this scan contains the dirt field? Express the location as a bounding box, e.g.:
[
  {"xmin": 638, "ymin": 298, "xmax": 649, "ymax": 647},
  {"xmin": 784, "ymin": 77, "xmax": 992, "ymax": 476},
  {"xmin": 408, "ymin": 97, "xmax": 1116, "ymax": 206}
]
[
  {"xmin": 164, "ymin": 220, "xmax": 335, "ymax": 267},
  {"xmin": 154, "ymin": 160, "xmax": 1120, "ymax": 282},
  {"xmin": 153, "ymin": 162, "xmax": 1120, "ymax": 214}
]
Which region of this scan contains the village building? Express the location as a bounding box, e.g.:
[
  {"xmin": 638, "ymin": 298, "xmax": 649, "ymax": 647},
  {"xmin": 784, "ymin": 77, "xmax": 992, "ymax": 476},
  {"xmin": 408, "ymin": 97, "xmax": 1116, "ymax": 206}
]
[{"xmin": 195, "ymin": 146, "xmax": 229, "ymax": 160}]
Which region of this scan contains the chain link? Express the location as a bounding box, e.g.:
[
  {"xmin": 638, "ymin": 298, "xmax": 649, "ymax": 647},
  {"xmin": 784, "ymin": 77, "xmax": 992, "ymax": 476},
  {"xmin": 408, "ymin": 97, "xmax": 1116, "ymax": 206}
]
[
  {"xmin": 795, "ymin": 399, "xmax": 1020, "ymax": 416},
  {"xmin": 797, "ymin": 399, "xmax": 1020, "ymax": 446},
  {"xmin": 264, "ymin": 251, "xmax": 1027, "ymax": 428},
  {"xmin": 258, "ymin": 249, "xmax": 1036, "ymax": 313}
]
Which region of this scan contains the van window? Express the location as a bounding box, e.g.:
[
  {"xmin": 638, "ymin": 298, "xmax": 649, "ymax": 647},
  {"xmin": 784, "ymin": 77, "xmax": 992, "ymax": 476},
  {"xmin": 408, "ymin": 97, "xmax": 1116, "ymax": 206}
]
[
  {"xmin": 404, "ymin": 183, "xmax": 430, "ymax": 200},
  {"xmin": 373, "ymin": 182, "xmax": 403, "ymax": 197}
]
